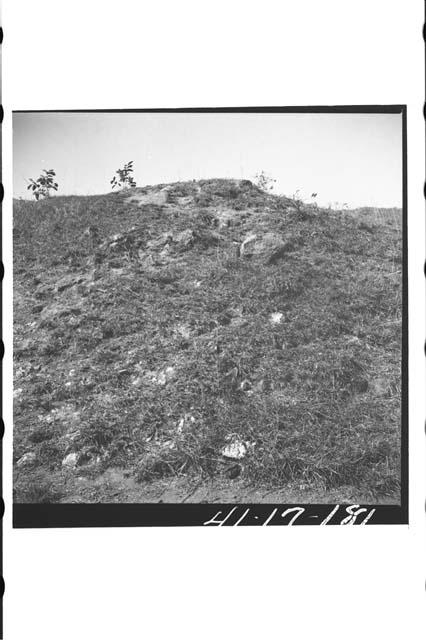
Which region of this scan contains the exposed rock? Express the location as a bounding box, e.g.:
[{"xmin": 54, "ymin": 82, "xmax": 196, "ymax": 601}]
[
  {"xmin": 214, "ymin": 208, "xmax": 237, "ymax": 229},
  {"xmin": 132, "ymin": 366, "xmax": 177, "ymax": 388},
  {"xmin": 270, "ymin": 312, "xmax": 284, "ymax": 325},
  {"xmin": 173, "ymin": 228, "xmax": 195, "ymax": 249},
  {"xmin": 126, "ymin": 190, "xmax": 169, "ymax": 207},
  {"xmin": 196, "ymin": 229, "xmax": 221, "ymax": 248},
  {"xmin": 371, "ymin": 377, "xmax": 389, "ymax": 396},
  {"xmin": 146, "ymin": 232, "xmax": 173, "ymax": 250},
  {"xmin": 31, "ymin": 304, "xmax": 44, "ymax": 314},
  {"xmin": 13, "ymin": 387, "xmax": 24, "ymax": 400},
  {"xmin": 55, "ymin": 274, "xmax": 86, "ymax": 292},
  {"xmin": 174, "ymin": 324, "xmax": 192, "ymax": 340},
  {"xmin": 240, "ymin": 232, "xmax": 291, "ymax": 264},
  {"xmin": 34, "ymin": 283, "xmax": 54, "ymax": 299},
  {"xmin": 177, "ymin": 196, "xmax": 193, "ymax": 206},
  {"xmin": 253, "ymin": 378, "xmax": 271, "ymax": 393},
  {"xmin": 239, "ymin": 379, "xmax": 252, "ymax": 392},
  {"xmin": 221, "ymin": 438, "xmax": 248, "ymax": 460},
  {"xmin": 16, "ymin": 452, "xmax": 37, "ymax": 467},
  {"xmin": 39, "ymin": 302, "xmax": 83, "ymax": 327},
  {"xmin": 169, "ymin": 228, "xmax": 221, "ymax": 251},
  {"xmin": 62, "ymin": 452, "xmax": 79, "ymax": 468},
  {"xmin": 226, "ymin": 464, "xmax": 242, "ymax": 479},
  {"xmin": 110, "ymin": 267, "xmax": 127, "ymax": 277},
  {"xmin": 240, "ymin": 233, "xmax": 258, "ymax": 256},
  {"xmin": 154, "ymin": 366, "xmax": 177, "ymax": 386},
  {"xmin": 28, "ymin": 425, "xmax": 54, "ymax": 443},
  {"xmin": 138, "ymin": 253, "xmax": 156, "ymax": 268},
  {"xmin": 177, "ymin": 413, "xmax": 196, "ymax": 433},
  {"xmin": 230, "ymin": 316, "xmax": 248, "ymax": 328}
]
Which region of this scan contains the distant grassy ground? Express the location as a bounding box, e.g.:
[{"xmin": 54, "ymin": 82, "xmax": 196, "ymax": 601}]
[{"xmin": 13, "ymin": 180, "xmax": 402, "ymax": 503}]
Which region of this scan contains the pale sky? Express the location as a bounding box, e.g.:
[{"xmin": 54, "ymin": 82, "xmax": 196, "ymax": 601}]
[{"xmin": 13, "ymin": 111, "xmax": 402, "ymax": 208}]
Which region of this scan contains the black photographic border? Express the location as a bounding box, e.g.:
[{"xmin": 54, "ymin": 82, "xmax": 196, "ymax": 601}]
[{"xmin": 11, "ymin": 105, "xmax": 408, "ymax": 527}]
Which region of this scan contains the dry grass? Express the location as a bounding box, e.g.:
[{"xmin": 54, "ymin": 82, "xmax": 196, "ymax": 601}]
[{"xmin": 13, "ymin": 180, "xmax": 402, "ymax": 502}]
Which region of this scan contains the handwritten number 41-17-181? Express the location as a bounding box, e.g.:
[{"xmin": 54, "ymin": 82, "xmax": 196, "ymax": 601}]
[{"xmin": 203, "ymin": 505, "xmax": 376, "ymax": 526}]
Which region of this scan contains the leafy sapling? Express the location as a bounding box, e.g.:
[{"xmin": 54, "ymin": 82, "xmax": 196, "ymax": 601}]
[
  {"xmin": 110, "ymin": 161, "xmax": 137, "ymax": 190},
  {"xmin": 27, "ymin": 169, "xmax": 59, "ymax": 200}
]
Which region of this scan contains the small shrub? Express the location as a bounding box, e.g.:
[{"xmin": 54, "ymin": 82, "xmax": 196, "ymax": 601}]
[
  {"xmin": 110, "ymin": 161, "xmax": 136, "ymax": 190},
  {"xmin": 27, "ymin": 169, "xmax": 58, "ymax": 200}
]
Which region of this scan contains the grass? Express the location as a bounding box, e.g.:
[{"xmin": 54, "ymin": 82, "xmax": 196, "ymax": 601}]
[{"xmin": 13, "ymin": 180, "xmax": 402, "ymax": 502}]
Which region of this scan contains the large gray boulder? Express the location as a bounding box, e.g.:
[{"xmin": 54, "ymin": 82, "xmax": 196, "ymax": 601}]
[{"xmin": 240, "ymin": 232, "xmax": 292, "ymax": 264}]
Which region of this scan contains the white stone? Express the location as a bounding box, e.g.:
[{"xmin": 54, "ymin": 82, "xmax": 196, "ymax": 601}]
[
  {"xmin": 270, "ymin": 312, "xmax": 284, "ymax": 325},
  {"xmin": 177, "ymin": 414, "xmax": 195, "ymax": 433},
  {"xmin": 240, "ymin": 233, "xmax": 257, "ymax": 256},
  {"xmin": 16, "ymin": 452, "xmax": 36, "ymax": 467},
  {"xmin": 221, "ymin": 439, "xmax": 247, "ymax": 460},
  {"xmin": 62, "ymin": 452, "xmax": 79, "ymax": 468}
]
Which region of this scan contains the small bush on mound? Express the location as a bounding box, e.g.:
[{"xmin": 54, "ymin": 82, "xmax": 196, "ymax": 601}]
[
  {"xmin": 27, "ymin": 169, "xmax": 59, "ymax": 200},
  {"xmin": 110, "ymin": 161, "xmax": 136, "ymax": 190}
]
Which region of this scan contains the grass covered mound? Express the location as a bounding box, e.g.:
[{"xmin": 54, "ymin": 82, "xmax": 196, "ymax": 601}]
[{"xmin": 13, "ymin": 179, "xmax": 402, "ymax": 503}]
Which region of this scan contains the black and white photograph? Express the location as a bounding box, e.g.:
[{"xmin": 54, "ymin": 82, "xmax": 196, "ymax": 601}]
[
  {"xmin": 12, "ymin": 108, "xmax": 406, "ymax": 516},
  {"xmin": 3, "ymin": 1, "xmax": 425, "ymax": 639}
]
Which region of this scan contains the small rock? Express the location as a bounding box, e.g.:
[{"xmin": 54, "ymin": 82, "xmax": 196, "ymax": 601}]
[
  {"xmin": 177, "ymin": 413, "xmax": 196, "ymax": 433},
  {"xmin": 110, "ymin": 267, "xmax": 126, "ymax": 277},
  {"xmin": 270, "ymin": 312, "xmax": 284, "ymax": 325},
  {"xmin": 214, "ymin": 208, "xmax": 236, "ymax": 229},
  {"xmin": 55, "ymin": 274, "xmax": 85, "ymax": 292},
  {"xmin": 354, "ymin": 379, "xmax": 369, "ymax": 393},
  {"xmin": 102, "ymin": 326, "xmax": 114, "ymax": 339},
  {"xmin": 371, "ymin": 377, "xmax": 389, "ymax": 396},
  {"xmin": 173, "ymin": 228, "xmax": 195, "ymax": 249},
  {"xmin": 28, "ymin": 426, "xmax": 54, "ymax": 443},
  {"xmin": 222, "ymin": 438, "xmax": 247, "ymax": 460},
  {"xmin": 146, "ymin": 232, "xmax": 173, "ymax": 250},
  {"xmin": 16, "ymin": 452, "xmax": 37, "ymax": 467},
  {"xmin": 64, "ymin": 429, "xmax": 81, "ymax": 442},
  {"xmin": 31, "ymin": 304, "xmax": 44, "ymax": 314},
  {"xmin": 40, "ymin": 302, "xmax": 83, "ymax": 326},
  {"xmin": 230, "ymin": 317, "xmax": 247, "ymax": 328},
  {"xmin": 34, "ymin": 283, "xmax": 54, "ymax": 299},
  {"xmin": 62, "ymin": 452, "xmax": 79, "ymax": 468},
  {"xmin": 155, "ymin": 366, "xmax": 176, "ymax": 386},
  {"xmin": 175, "ymin": 324, "xmax": 191, "ymax": 340},
  {"xmin": 253, "ymin": 379, "xmax": 269, "ymax": 393},
  {"xmin": 240, "ymin": 233, "xmax": 257, "ymax": 256},
  {"xmin": 226, "ymin": 464, "xmax": 242, "ymax": 480}
]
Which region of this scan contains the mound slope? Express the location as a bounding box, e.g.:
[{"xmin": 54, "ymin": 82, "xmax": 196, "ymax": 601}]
[{"xmin": 13, "ymin": 179, "xmax": 402, "ymax": 503}]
